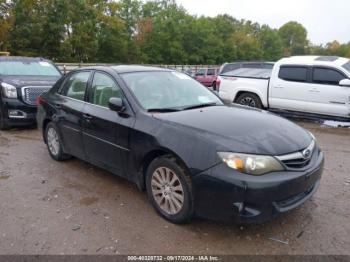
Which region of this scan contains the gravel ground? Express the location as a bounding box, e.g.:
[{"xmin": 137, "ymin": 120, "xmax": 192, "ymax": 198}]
[{"xmin": 0, "ymin": 120, "xmax": 349, "ymax": 255}]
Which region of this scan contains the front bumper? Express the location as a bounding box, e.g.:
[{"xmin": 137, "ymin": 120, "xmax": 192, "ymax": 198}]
[
  {"xmin": 192, "ymin": 150, "xmax": 324, "ymax": 224},
  {"xmin": 0, "ymin": 97, "xmax": 37, "ymax": 126}
]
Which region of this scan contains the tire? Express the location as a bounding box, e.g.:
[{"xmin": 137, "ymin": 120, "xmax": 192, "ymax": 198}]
[
  {"xmin": 146, "ymin": 156, "xmax": 194, "ymax": 224},
  {"xmin": 0, "ymin": 109, "xmax": 10, "ymax": 130},
  {"xmin": 45, "ymin": 122, "xmax": 71, "ymax": 161},
  {"xmin": 236, "ymin": 93, "xmax": 263, "ymax": 109},
  {"xmin": 212, "ymin": 82, "xmax": 217, "ymax": 91}
]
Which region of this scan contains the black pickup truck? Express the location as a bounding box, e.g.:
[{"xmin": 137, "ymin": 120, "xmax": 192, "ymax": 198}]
[{"xmin": 0, "ymin": 56, "xmax": 61, "ymax": 129}]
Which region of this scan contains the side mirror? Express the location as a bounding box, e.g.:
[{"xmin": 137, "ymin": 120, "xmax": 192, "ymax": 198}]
[
  {"xmin": 339, "ymin": 79, "xmax": 350, "ymax": 87},
  {"xmin": 108, "ymin": 97, "xmax": 125, "ymax": 112}
]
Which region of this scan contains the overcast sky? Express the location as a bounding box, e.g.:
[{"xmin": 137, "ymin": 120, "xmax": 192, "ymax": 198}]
[{"xmin": 175, "ymin": 0, "xmax": 349, "ymax": 45}]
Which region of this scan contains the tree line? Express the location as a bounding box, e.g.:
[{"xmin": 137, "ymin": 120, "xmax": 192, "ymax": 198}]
[{"xmin": 0, "ymin": 0, "xmax": 349, "ymax": 64}]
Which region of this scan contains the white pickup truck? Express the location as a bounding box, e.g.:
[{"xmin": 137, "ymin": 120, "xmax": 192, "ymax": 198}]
[{"xmin": 218, "ymin": 56, "xmax": 350, "ymax": 120}]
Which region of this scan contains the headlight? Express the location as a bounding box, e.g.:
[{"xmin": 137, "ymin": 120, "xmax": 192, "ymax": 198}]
[
  {"xmin": 218, "ymin": 152, "xmax": 284, "ymax": 176},
  {"xmin": 1, "ymin": 82, "xmax": 18, "ymax": 98}
]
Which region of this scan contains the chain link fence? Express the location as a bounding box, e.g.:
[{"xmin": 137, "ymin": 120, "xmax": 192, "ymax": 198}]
[{"xmin": 56, "ymin": 63, "xmax": 220, "ymax": 74}]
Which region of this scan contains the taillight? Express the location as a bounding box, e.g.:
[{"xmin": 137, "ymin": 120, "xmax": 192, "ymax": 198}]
[{"xmin": 36, "ymin": 96, "xmax": 44, "ymax": 105}]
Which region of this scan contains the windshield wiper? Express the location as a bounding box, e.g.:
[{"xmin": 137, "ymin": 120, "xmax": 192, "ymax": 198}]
[
  {"xmin": 147, "ymin": 108, "xmax": 181, "ymax": 113},
  {"xmin": 182, "ymin": 102, "xmax": 218, "ymax": 110}
]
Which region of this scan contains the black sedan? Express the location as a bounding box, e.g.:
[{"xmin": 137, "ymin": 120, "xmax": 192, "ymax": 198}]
[{"xmin": 37, "ymin": 66, "xmax": 324, "ymax": 224}]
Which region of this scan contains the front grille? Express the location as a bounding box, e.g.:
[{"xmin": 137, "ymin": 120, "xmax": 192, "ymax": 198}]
[
  {"xmin": 276, "ymin": 140, "xmax": 316, "ymax": 169},
  {"xmin": 22, "ymin": 86, "xmax": 51, "ymax": 105},
  {"xmin": 282, "ymin": 157, "xmax": 311, "ymax": 169}
]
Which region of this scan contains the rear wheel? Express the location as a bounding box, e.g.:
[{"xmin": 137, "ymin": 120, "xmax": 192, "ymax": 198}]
[
  {"xmin": 146, "ymin": 156, "xmax": 193, "ymax": 224},
  {"xmin": 236, "ymin": 93, "xmax": 263, "ymax": 109},
  {"xmin": 212, "ymin": 81, "xmax": 217, "ymax": 91},
  {"xmin": 45, "ymin": 122, "xmax": 71, "ymax": 161}
]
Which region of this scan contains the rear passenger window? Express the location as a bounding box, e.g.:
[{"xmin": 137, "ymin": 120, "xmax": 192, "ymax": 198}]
[
  {"xmin": 61, "ymin": 71, "xmax": 90, "ymax": 101},
  {"xmin": 207, "ymin": 69, "xmax": 216, "ymax": 75},
  {"xmin": 90, "ymin": 72, "xmax": 123, "ymax": 108},
  {"xmin": 312, "ymin": 68, "xmax": 346, "ymax": 85},
  {"xmin": 278, "ymin": 66, "xmax": 307, "ymax": 82}
]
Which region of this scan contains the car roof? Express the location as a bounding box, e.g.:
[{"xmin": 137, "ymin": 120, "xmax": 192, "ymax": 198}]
[
  {"xmin": 111, "ymin": 65, "xmax": 171, "ymax": 74},
  {"xmin": 278, "ymin": 56, "xmax": 349, "ymax": 67},
  {"xmin": 69, "ymin": 65, "xmax": 172, "ymax": 74},
  {"xmin": 0, "ymin": 56, "xmax": 53, "ymax": 62}
]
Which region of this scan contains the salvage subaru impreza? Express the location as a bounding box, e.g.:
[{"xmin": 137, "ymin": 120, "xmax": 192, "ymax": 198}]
[{"xmin": 37, "ymin": 65, "xmax": 324, "ymax": 224}]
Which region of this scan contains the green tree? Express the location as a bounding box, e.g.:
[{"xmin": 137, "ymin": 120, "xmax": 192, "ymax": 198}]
[
  {"xmin": 279, "ymin": 21, "xmax": 308, "ymax": 56},
  {"xmin": 3, "ymin": 0, "xmax": 349, "ymax": 64},
  {"xmin": 40, "ymin": 0, "xmax": 68, "ymax": 60},
  {"xmin": 9, "ymin": 0, "xmax": 45, "ymax": 56},
  {"xmin": 0, "ymin": 0, "xmax": 12, "ymax": 51},
  {"xmin": 137, "ymin": 0, "xmax": 189, "ymax": 64},
  {"xmin": 259, "ymin": 25, "xmax": 283, "ymax": 61},
  {"xmin": 63, "ymin": 0, "xmax": 102, "ymax": 62},
  {"xmin": 117, "ymin": 0, "xmax": 142, "ymax": 62},
  {"xmin": 182, "ymin": 16, "xmax": 220, "ymax": 64},
  {"xmin": 309, "ymin": 44, "xmax": 327, "ymax": 56},
  {"xmin": 211, "ymin": 15, "xmax": 239, "ymax": 63},
  {"xmin": 230, "ymin": 30, "xmax": 262, "ymax": 60},
  {"xmin": 96, "ymin": 1, "xmax": 128, "ymax": 62}
]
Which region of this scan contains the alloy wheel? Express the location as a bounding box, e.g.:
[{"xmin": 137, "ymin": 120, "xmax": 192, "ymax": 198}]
[
  {"xmin": 151, "ymin": 167, "xmax": 184, "ymax": 215},
  {"xmin": 47, "ymin": 127, "xmax": 60, "ymax": 156},
  {"xmin": 240, "ymin": 97, "xmax": 256, "ymax": 107}
]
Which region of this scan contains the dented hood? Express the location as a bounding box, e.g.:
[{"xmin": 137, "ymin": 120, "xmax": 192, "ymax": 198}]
[{"xmin": 154, "ymin": 105, "xmax": 312, "ymax": 156}]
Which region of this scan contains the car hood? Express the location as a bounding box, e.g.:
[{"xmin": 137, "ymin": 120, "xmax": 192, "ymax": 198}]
[
  {"xmin": 0, "ymin": 75, "xmax": 60, "ymax": 87},
  {"xmin": 153, "ymin": 105, "xmax": 312, "ymax": 156}
]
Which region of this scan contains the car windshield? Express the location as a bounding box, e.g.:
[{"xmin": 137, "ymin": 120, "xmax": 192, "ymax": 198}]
[
  {"xmin": 0, "ymin": 61, "xmax": 60, "ymax": 76},
  {"xmin": 121, "ymin": 71, "xmax": 223, "ymax": 110},
  {"xmin": 342, "ymin": 61, "xmax": 350, "ymax": 73}
]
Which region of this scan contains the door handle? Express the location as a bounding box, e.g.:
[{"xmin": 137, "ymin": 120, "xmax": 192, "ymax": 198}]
[
  {"xmin": 83, "ymin": 114, "xmax": 93, "ymax": 120},
  {"xmin": 54, "ymin": 103, "xmax": 62, "ymax": 109},
  {"xmin": 274, "ymin": 85, "xmax": 283, "ymax": 88},
  {"xmin": 308, "ymin": 89, "xmax": 320, "ymax": 93}
]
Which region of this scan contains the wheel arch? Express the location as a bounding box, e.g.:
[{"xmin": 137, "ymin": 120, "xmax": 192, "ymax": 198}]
[
  {"xmin": 234, "ymin": 90, "xmax": 266, "ymax": 107},
  {"xmin": 137, "ymin": 147, "xmax": 190, "ymax": 191},
  {"xmin": 42, "ymin": 118, "xmax": 52, "ymax": 143}
]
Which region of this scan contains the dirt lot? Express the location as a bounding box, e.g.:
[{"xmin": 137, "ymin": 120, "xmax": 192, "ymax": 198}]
[{"xmin": 0, "ymin": 120, "xmax": 349, "ymax": 255}]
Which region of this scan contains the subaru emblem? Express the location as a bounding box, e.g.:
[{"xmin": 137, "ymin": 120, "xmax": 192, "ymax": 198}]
[{"xmin": 302, "ymin": 149, "xmax": 311, "ymax": 159}]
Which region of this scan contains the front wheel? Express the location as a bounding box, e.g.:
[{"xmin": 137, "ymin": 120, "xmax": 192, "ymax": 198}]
[
  {"xmin": 45, "ymin": 122, "xmax": 71, "ymax": 161},
  {"xmin": 146, "ymin": 156, "xmax": 194, "ymax": 224},
  {"xmin": 0, "ymin": 109, "xmax": 10, "ymax": 130},
  {"xmin": 236, "ymin": 93, "xmax": 263, "ymax": 109}
]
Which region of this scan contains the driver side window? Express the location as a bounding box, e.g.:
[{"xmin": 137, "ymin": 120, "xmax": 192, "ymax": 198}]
[
  {"xmin": 312, "ymin": 67, "xmax": 346, "ymax": 85},
  {"xmin": 90, "ymin": 72, "xmax": 123, "ymax": 108}
]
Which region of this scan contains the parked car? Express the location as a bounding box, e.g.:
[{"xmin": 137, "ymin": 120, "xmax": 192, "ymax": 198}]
[
  {"xmin": 0, "ymin": 56, "xmax": 61, "ymax": 129},
  {"xmin": 218, "ymin": 56, "xmax": 350, "ymax": 121},
  {"xmin": 182, "ymin": 68, "xmax": 195, "ymax": 78},
  {"xmin": 37, "ymin": 66, "xmax": 324, "ymax": 224},
  {"xmin": 194, "ymin": 68, "xmax": 218, "ymax": 90}
]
